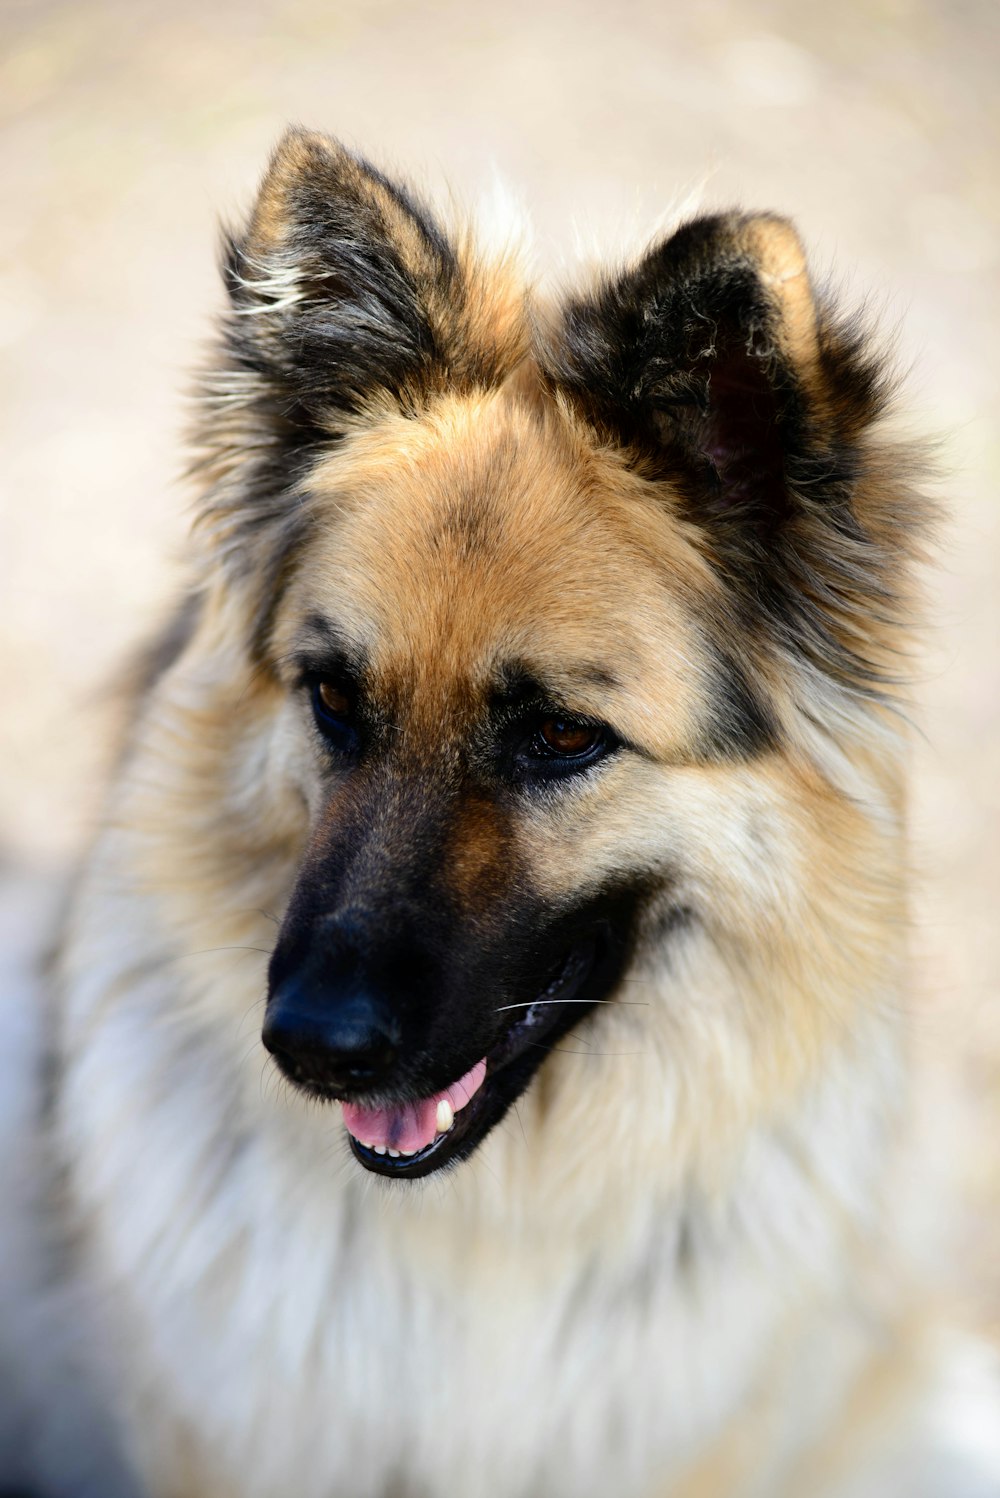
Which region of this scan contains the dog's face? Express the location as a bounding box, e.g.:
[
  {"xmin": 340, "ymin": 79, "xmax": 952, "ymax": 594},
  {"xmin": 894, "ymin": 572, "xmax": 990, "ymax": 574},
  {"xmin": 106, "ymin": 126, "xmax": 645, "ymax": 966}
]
[
  {"xmin": 261, "ymin": 397, "xmax": 771, "ymax": 1177},
  {"xmin": 188, "ymin": 132, "xmax": 919, "ymax": 1181}
]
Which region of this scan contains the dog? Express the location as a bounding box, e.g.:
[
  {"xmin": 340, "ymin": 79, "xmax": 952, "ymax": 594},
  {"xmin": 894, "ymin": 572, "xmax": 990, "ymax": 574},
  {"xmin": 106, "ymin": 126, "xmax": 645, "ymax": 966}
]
[{"xmin": 24, "ymin": 129, "xmax": 1000, "ymax": 1497}]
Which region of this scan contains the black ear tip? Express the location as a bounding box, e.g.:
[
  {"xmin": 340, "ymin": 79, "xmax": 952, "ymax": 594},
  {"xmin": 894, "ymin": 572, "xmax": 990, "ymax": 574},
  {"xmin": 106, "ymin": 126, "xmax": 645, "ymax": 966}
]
[
  {"xmin": 642, "ymin": 211, "xmax": 741, "ymax": 273},
  {"xmin": 642, "ymin": 211, "xmax": 807, "ymax": 293}
]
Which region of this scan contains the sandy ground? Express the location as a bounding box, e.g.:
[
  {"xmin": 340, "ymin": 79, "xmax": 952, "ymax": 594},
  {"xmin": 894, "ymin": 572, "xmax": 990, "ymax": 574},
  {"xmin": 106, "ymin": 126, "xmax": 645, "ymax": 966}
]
[{"xmin": 1, "ymin": 0, "xmax": 998, "ymax": 1317}]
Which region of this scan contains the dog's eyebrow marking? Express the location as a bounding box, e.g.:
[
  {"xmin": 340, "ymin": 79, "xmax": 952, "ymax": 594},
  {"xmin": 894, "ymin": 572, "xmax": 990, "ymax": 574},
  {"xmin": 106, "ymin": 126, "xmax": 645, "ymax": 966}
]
[
  {"xmin": 300, "ymin": 613, "xmax": 349, "ymax": 649},
  {"xmin": 289, "ymin": 614, "xmax": 367, "ymax": 677},
  {"xmin": 492, "ymin": 659, "xmax": 620, "ymax": 707}
]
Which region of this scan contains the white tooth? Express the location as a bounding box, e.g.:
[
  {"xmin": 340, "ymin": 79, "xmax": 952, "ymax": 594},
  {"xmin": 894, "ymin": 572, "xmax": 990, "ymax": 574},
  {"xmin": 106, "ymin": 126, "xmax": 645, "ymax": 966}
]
[
  {"xmin": 373, "ymin": 1146, "xmax": 386, "ymax": 1156},
  {"xmin": 436, "ymin": 1099, "xmax": 454, "ymax": 1134},
  {"xmin": 400, "ymin": 1147, "xmax": 415, "ymax": 1157},
  {"xmin": 387, "ymin": 1148, "xmax": 400, "ymax": 1158}
]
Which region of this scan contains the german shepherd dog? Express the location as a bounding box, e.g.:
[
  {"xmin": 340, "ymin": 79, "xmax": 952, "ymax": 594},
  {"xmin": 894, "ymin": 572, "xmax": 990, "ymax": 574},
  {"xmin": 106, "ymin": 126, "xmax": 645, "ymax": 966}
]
[{"xmin": 31, "ymin": 131, "xmax": 1000, "ymax": 1497}]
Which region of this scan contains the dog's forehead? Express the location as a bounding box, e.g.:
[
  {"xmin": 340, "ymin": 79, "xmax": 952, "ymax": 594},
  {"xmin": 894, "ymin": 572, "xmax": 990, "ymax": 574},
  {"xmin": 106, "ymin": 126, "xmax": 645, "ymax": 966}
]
[{"xmin": 286, "ymin": 392, "xmax": 720, "ymax": 741}]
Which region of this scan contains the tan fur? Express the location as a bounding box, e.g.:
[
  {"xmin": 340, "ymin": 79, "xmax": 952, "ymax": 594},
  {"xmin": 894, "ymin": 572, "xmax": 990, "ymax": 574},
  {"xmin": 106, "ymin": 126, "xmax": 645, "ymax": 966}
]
[{"xmin": 744, "ymin": 217, "xmax": 818, "ymax": 375}]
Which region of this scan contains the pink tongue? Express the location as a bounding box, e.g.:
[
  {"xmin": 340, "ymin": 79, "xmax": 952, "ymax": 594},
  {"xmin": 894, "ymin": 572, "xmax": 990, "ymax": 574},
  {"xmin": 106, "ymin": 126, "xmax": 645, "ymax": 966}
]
[{"xmin": 342, "ymin": 1059, "xmax": 487, "ymax": 1154}]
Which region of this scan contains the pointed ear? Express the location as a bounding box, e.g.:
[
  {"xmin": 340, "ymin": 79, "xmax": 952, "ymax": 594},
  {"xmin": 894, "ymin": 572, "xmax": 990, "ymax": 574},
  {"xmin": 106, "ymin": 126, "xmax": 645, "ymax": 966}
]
[
  {"xmin": 543, "ymin": 214, "xmax": 921, "ymax": 697},
  {"xmin": 192, "ymin": 130, "xmax": 526, "ymax": 577},
  {"xmin": 221, "ymin": 129, "xmax": 525, "ymax": 418},
  {"xmin": 544, "ymin": 213, "xmax": 843, "ymax": 523}
]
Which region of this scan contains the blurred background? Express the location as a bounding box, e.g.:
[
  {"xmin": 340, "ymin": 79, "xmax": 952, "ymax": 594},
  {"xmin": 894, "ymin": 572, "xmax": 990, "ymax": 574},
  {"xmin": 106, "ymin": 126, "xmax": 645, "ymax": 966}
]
[{"xmin": 0, "ymin": 0, "xmax": 998, "ymax": 1321}]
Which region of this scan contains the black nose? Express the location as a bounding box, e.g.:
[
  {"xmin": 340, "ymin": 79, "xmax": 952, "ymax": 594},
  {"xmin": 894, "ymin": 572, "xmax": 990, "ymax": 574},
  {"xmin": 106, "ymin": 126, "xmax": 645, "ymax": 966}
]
[{"xmin": 262, "ymin": 979, "xmax": 401, "ymax": 1094}]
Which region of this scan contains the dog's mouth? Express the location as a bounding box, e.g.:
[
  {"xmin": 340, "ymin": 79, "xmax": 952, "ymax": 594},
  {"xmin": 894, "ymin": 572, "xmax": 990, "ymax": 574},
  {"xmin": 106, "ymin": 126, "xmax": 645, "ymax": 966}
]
[{"xmin": 342, "ymin": 940, "xmax": 602, "ymax": 1180}]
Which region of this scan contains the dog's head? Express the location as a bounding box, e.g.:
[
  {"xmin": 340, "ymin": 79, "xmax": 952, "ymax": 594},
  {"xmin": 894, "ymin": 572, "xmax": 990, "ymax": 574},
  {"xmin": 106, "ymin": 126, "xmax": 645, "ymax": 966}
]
[{"xmin": 184, "ymin": 132, "xmax": 922, "ymax": 1181}]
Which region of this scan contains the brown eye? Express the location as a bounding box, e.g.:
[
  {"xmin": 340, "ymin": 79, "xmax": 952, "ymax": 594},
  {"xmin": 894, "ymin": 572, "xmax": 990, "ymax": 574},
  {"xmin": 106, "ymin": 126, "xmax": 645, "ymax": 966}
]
[
  {"xmin": 509, "ymin": 709, "xmax": 617, "ymax": 782},
  {"xmin": 538, "ymin": 717, "xmax": 602, "ymax": 757},
  {"xmin": 317, "ymin": 680, "xmax": 351, "ymax": 718},
  {"xmin": 311, "ymin": 678, "xmax": 360, "ymax": 753}
]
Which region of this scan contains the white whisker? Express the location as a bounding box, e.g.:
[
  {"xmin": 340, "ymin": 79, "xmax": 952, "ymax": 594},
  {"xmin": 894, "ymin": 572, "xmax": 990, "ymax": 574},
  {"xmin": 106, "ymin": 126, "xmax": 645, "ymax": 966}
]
[{"xmin": 494, "ymin": 999, "xmax": 648, "ymax": 1011}]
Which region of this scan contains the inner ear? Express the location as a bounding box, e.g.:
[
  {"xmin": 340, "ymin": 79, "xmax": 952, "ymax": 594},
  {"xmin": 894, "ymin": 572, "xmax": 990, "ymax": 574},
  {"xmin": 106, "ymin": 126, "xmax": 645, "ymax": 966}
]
[
  {"xmin": 707, "ymin": 351, "xmax": 788, "ymax": 521},
  {"xmin": 653, "ymin": 337, "xmax": 792, "ymax": 530}
]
